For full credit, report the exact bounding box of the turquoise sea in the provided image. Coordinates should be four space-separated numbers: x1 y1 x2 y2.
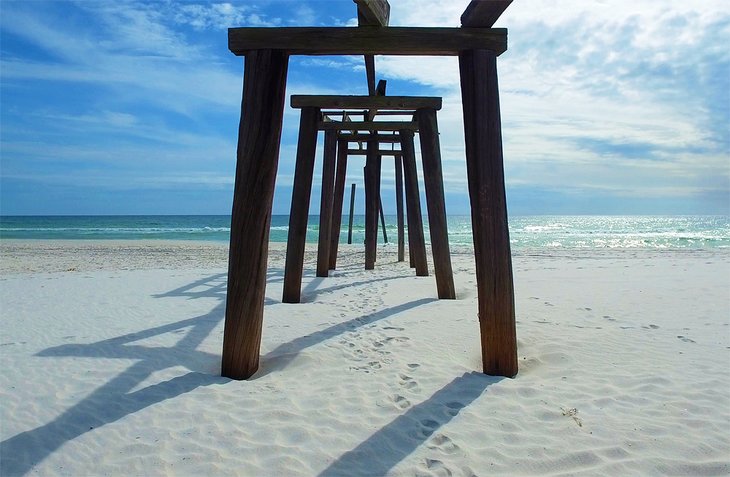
1 215 728 250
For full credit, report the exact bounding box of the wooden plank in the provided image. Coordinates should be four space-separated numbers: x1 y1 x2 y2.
355 0 390 26
229 27 508 56
415 108 456 300
282 107 320 304
347 148 402 156
293 95 441 110
222 49 289 380
367 79 387 122
461 0 512 27
329 139 349 269
319 121 418 132
316 130 337 277
338 133 401 142
400 129 428 277
364 55 376 95
379 194 388 243
364 140 380 269
395 155 405 262
347 183 356 245
459 48 517 377
325 110 419 117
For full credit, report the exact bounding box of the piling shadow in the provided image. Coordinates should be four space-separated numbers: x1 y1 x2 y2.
301 273 411 302
256 298 435 377
319 372 501 477
0 273 228 476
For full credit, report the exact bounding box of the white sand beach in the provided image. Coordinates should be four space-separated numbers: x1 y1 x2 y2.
1 240 729 476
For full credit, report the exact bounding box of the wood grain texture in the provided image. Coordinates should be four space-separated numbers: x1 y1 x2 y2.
282 107 320 304
355 0 390 26
348 183 356 245
292 95 441 110
461 0 512 27
316 130 337 277
379 194 388 243
228 27 508 56
395 155 405 262
400 129 428 277
329 139 349 269
346 149 402 156
459 49 517 377
364 55 376 95
222 49 289 380
415 108 456 300
338 133 402 142
319 121 418 132
364 140 380 269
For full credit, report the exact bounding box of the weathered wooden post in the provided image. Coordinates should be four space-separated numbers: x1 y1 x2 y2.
364 139 380 269
399 129 428 276
415 108 456 299
459 48 517 377
348 183 356 244
395 155 405 262
329 139 349 269
222 49 289 380
458 0 517 377
226 0 516 378
316 130 337 277
282 107 320 304
379 195 388 243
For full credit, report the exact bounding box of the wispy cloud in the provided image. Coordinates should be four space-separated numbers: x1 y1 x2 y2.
1 0 728 214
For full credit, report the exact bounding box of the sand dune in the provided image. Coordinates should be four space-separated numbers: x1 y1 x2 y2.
1 241 728 476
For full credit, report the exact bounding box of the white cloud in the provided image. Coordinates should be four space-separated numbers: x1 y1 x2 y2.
361 0 730 209
1 0 728 213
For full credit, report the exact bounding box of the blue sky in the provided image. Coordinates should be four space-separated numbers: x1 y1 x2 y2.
1 0 728 216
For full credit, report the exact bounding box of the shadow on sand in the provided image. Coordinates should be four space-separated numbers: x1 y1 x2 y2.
1 267 448 475
320 372 501 477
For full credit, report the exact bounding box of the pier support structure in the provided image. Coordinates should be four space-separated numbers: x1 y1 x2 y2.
222 0 517 379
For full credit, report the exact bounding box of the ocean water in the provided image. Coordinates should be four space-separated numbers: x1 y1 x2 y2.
1 215 728 250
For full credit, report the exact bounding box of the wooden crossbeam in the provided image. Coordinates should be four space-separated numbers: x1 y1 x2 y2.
461 0 512 27
319 121 418 132
355 0 390 26
229 27 507 56
323 110 414 117
292 95 441 110
338 133 401 142
347 148 402 156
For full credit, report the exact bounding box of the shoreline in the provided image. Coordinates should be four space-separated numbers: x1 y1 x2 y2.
1 238 727 275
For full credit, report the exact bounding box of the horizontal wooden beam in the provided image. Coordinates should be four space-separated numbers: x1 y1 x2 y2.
292 95 441 110
338 133 401 142
229 27 507 56
461 0 512 27
347 148 402 156
319 121 419 132
323 110 415 117
355 0 390 26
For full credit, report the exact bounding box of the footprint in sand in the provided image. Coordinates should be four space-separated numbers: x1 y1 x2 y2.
398 373 420 391
424 458 451 474
420 419 439 437
428 433 461 455
390 394 411 410
444 401 463 417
